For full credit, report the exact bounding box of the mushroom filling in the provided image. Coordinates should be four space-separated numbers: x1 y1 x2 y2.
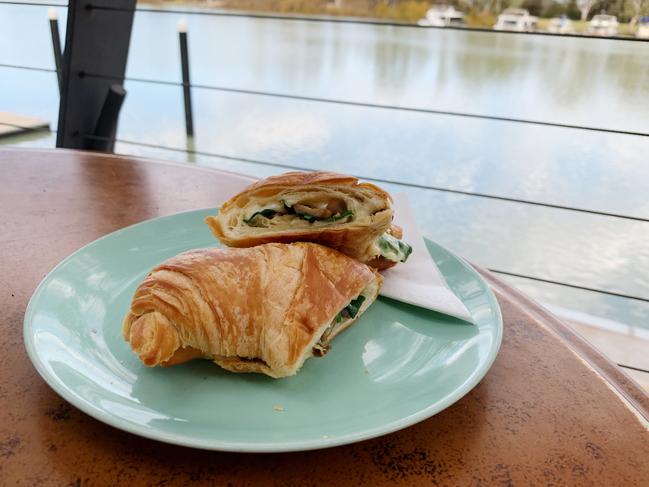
231 356 271 367
313 295 366 357
214 354 272 367
243 199 353 227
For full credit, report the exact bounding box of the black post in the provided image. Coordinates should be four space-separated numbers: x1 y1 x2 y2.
48 8 63 93
56 0 136 150
178 20 194 137
87 85 126 152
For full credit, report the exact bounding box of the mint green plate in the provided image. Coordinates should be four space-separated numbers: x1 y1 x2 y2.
24 209 502 452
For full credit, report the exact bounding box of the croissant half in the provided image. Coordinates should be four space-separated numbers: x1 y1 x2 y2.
205 171 411 268
122 242 383 378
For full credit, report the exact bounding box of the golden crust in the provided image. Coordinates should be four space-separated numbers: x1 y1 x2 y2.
221 171 391 211
387 223 403 240
122 243 382 378
365 256 396 271
206 171 394 265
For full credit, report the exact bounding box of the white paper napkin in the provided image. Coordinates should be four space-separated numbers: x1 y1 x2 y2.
379 193 474 324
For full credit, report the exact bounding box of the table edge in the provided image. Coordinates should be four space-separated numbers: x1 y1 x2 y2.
476 266 649 423
0 147 259 182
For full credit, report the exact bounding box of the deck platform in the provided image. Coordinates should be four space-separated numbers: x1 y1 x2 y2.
0 112 49 137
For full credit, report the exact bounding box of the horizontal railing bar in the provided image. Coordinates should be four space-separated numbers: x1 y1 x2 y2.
79 133 649 224
4 64 649 140
85 4 649 43
618 363 649 374
490 269 649 303
0 1 67 6
79 71 649 139
0 63 57 73
350 177 649 223
1 0 646 46
3 0 647 48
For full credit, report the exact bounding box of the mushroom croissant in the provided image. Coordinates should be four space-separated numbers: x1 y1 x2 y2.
122 242 383 378
205 171 412 270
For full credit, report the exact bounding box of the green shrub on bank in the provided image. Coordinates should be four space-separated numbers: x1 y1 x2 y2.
148 0 648 28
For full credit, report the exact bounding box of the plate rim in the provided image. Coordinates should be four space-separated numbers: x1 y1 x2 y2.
23 208 503 453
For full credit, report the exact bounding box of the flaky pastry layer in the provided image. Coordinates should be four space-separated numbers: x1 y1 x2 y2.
122 242 382 378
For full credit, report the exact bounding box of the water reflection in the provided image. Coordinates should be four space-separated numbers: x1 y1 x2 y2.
99 399 186 424
39 330 136 397
363 320 478 384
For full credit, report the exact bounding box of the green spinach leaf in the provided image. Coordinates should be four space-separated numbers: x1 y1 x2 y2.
378 234 413 263
243 208 277 226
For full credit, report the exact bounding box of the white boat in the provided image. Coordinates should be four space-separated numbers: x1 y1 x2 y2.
546 16 575 34
636 17 649 38
418 5 464 27
494 9 538 32
586 14 619 37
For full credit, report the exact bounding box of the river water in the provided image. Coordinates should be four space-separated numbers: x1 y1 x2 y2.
2 3 649 333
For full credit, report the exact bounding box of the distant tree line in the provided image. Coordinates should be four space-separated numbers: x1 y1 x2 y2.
425 0 649 21
215 0 649 22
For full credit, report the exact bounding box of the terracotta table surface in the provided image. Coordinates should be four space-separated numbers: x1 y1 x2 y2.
1 148 648 486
